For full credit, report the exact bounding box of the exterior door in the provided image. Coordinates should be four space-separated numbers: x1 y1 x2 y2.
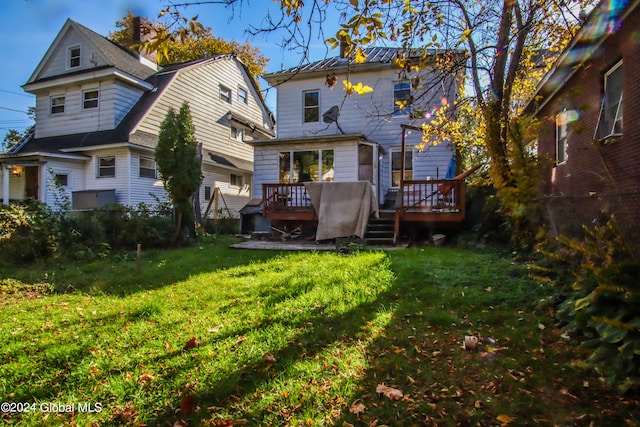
25 166 38 199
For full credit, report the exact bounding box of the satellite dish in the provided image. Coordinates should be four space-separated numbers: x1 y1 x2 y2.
322 106 340 123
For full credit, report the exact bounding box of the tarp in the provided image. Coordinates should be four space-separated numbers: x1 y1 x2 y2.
445 155 457 179
304 181 379 241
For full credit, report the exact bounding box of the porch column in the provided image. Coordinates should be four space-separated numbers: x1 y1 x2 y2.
3 166 9 204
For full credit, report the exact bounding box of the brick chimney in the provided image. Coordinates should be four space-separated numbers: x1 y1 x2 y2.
132 16 158 69
339 36 348 59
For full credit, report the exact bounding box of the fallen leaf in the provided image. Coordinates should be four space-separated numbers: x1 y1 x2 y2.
496 414 513 424
180 395 196 414
349 400 366 415
376 383 403 400
263 352 277 363
138 373 154 385
235 336 247 345
184 336 198 350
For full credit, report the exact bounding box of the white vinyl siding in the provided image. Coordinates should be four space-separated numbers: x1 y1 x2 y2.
38 29 109 80
199 166 251 218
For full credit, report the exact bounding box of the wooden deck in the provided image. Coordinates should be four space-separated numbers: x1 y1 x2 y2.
262 180 467 241
394 179 467 238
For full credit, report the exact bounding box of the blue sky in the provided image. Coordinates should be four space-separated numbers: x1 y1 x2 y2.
0 0 340 135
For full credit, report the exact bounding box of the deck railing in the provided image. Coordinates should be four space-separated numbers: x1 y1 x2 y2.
397 179 465 213
263 183 315 217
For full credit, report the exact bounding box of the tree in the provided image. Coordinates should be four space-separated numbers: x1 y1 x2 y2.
145 0 594 247
109 13 268 79
156 101 202 243
3 106 35 152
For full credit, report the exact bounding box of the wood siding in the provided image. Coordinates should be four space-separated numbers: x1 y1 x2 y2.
271 66 458 200
136 58 272 165
33 79 145 138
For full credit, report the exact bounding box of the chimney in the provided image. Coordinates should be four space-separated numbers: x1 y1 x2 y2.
131 16 158 69
339 36 348 59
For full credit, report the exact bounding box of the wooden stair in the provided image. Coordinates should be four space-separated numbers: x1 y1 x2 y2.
365 210 395 245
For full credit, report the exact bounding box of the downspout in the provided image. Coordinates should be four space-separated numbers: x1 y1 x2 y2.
3 166 9 204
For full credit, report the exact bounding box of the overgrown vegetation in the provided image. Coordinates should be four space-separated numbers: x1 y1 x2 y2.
1 244 637 426
0 199 175 265
537 218 640 392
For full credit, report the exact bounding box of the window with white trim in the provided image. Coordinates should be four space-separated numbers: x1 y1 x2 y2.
97 156 115 178
555 111 568 165
51 95 65 114
220 85 232 103
238 87 248 104
139 156 156 179
595 61 623 141
393 81 412 116
68 46 81 68
54 173 69 187
83 89 99 109
303 90 319 123
278 149 334 183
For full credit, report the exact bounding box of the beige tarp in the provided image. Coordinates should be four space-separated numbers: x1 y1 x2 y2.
304 181 379 241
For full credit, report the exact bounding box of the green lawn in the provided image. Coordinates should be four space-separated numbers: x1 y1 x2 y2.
0 237 636 426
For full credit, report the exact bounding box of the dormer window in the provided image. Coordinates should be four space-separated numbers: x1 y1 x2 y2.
68 46 81 68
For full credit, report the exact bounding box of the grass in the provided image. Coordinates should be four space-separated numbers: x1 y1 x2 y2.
0 237 637 426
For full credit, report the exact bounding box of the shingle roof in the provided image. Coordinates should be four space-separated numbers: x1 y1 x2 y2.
68 19 158 81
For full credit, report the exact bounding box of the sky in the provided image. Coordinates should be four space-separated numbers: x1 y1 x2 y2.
0 0 341 135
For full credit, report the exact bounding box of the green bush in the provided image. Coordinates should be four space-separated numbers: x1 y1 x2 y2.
552 219 640 392
0 200 61 263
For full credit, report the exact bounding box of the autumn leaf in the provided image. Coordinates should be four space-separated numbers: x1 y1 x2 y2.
496 414 513 424
180 395 196 414
349 399 366 414
376 383 403 400
183 336 198 350
343 80 373 96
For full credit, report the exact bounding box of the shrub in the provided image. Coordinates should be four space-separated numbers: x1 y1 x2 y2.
0 200 61 263
552 218 640 392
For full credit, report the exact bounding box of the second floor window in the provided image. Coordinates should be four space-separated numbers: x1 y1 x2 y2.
230 173 244 187
220 86 232 103
556 111 568 165
97 156 115 178
139 156 156 179
393 82 412 116
68 46 81 68
51 95 65 114
595 61 623 141
303 90 319 123
83 89 99 109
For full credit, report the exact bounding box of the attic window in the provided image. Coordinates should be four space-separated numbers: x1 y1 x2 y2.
69 46 81 68
595 61 623 141
220 85 232 104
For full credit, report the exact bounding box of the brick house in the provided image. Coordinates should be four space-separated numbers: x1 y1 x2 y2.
531 0 640 240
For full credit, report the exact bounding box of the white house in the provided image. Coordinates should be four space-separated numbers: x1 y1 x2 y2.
246 46 465 239
0 19 274 217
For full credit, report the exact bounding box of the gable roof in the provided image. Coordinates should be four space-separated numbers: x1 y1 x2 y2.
25 18 157 86
264 46 463 83
527 0 640 113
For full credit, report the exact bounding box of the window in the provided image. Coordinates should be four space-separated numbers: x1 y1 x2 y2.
139 156 156 179
83 89 99 109
393 81 412 116
279 149 334 183
595 61 623 141
97 156 115 178
220 85 232 103
204 186 212 201
51 95 65 114
303 90 319 123
391 148 413 187
230 173 244 187
54 174 68 187
230 126 244 141
238 87 248 104
556 111 568 165
68 46 81 68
